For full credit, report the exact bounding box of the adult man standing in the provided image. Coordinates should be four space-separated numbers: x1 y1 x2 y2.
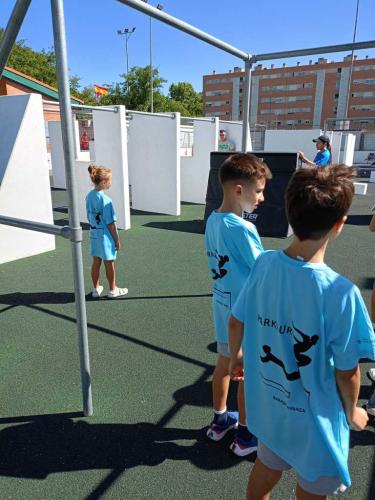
218 130 235 152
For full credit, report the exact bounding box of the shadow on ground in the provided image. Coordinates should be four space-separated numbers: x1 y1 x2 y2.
143 220 205 234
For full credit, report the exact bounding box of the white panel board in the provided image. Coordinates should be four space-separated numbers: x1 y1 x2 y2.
327 131 342 164
92 106 130 229
354 182 367 195
0 94 55 263
49 120 66 189
127 112 180 215
181 118 219 204
264 129 322 159
342 134 355 166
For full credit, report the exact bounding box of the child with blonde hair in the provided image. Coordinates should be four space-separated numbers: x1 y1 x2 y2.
86 165 128 298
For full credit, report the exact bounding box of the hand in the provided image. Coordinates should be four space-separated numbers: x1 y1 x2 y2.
229 357 244 381
348 407 369 431
298 151 306 162
115 239 121 251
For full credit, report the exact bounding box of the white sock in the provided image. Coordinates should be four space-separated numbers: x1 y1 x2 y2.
214 407 227 415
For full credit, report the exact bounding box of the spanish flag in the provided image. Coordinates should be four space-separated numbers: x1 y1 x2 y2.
94 84 109 97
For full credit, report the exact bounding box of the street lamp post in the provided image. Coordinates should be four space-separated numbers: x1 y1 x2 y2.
142 1 163 113
117 27 136 76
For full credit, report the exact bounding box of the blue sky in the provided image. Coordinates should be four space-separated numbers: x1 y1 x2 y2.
1 0 375 93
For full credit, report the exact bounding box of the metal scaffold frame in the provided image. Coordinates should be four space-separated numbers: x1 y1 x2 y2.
0 0 374 417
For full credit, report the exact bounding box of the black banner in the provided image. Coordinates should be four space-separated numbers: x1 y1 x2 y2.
204 152 298 238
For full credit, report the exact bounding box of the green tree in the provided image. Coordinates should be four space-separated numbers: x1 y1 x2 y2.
0 28 82 99
100 65 166 111
169 82 202 116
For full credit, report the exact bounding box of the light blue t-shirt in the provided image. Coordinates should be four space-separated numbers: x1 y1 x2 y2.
205 211 263 343
314 149 331 166
232 250 375 486
86 189 117 261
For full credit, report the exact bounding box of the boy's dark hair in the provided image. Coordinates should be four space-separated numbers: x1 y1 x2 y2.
286 165 356 241
219 153 272 185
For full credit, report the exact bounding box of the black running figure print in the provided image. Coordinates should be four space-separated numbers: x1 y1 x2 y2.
260 324 319 381
211 252 229 280
95 212 101 225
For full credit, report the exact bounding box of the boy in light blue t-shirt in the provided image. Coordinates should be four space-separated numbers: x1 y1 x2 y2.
229 165 375 498
205 153 272 456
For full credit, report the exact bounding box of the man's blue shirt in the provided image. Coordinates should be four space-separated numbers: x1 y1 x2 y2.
314 149 331 166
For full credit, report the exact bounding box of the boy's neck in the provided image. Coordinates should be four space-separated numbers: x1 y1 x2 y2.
217 196 242 217
284 237 329 264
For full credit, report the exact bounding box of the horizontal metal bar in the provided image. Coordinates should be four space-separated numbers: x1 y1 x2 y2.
116 0 250 61
126 110 176 119
219 120 242 124
42 100 119 113
0 215 72 239
252 40 375 63
181 116 216 123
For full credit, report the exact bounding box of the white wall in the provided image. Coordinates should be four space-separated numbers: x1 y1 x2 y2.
342 133 355 166
0 94 55 264
264 129 322 158
127 111 181 215
92 106 130 229
327 131 342 164
264 129 342 163
219 121 252 152
181 118 219 204
49 120 66 189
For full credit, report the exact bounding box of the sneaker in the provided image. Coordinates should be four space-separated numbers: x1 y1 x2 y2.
367 393 375 416
368 368 375 382
92 285 104 298
230 435 258 457
206 411 238 441
107 287 128 299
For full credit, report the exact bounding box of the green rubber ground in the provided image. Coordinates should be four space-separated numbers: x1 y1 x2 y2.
0 185 374 500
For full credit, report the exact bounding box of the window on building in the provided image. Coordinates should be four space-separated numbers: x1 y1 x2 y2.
351 104 375 111
352 78 375 85
205 89 231 97
351 91 375 98
205 100 227 107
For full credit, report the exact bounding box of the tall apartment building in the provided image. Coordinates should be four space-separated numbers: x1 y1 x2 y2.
203 56 375 129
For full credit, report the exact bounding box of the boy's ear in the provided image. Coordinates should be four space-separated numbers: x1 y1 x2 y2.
234 184 242 195
332 215 347 234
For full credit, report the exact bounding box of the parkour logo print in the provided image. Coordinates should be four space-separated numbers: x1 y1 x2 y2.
209 251 229 280
260 323 319 381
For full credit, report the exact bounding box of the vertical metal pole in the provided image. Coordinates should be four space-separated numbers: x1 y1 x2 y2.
125 34 129 75
0 0 32 76
343 0 360 124
242 59 252 152
150 16 153 113
50 0 93 416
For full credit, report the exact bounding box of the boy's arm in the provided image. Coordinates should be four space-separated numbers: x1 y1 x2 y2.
228 315 244 381
335 366 368 431
107 222 120 250
369 213 375 232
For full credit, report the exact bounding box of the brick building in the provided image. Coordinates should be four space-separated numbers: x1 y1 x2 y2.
0 66 83 122
203 56 375 129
